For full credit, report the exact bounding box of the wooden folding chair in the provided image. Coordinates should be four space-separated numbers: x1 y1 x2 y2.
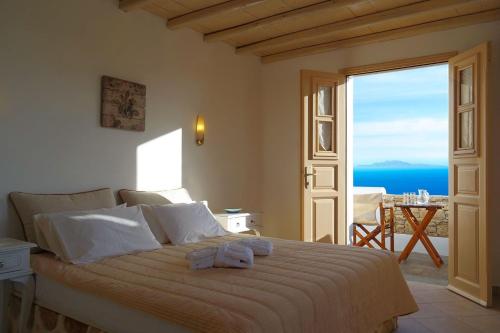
352 192 394 251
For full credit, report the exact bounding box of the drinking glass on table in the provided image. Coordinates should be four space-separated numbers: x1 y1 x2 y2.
410 192 417 204
417 189 424 204
422 190 430 203
403 193 409 204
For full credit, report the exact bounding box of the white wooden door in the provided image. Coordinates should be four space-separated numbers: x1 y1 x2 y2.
448 43 491 306
301 70 346 244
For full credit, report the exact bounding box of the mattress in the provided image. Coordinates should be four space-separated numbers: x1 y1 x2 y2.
31 235 418 333
32 274 189 333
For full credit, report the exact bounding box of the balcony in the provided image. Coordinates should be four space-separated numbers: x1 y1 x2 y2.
353 189 449 285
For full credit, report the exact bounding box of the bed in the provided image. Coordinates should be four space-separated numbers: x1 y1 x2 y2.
7 188 418 333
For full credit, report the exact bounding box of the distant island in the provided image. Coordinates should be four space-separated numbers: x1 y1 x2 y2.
356 160 447 169
354 160 449 194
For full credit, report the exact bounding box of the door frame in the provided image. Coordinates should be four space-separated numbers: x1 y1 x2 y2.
300 53 458 244
340 51 458 76
339 51 459 248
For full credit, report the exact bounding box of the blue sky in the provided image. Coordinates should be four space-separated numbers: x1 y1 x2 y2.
353 64 449 166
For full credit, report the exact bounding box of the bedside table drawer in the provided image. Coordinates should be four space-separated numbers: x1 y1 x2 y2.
214 213 263 235
0 251 24 274
226 217 249 233
246 214 262 228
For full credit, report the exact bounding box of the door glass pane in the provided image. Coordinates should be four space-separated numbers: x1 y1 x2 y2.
459 67 473 105
318 86 332 116
459 111 473 149
318 121 333 152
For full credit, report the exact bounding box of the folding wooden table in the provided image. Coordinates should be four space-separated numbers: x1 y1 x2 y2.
395 203 444 268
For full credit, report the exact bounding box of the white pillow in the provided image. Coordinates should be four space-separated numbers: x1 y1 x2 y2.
139 201 211 244
33 204 127 251
152 202 228 245
138 204 169 244
34 205 161 264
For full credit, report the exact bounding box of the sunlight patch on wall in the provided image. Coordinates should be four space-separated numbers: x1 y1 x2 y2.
137 129 182 191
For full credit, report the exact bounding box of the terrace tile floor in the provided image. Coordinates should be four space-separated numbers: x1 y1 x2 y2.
395 252 498 332
397 281 500 333
397 251 448 286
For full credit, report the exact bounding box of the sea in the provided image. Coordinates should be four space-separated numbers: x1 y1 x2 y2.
353 167 449 195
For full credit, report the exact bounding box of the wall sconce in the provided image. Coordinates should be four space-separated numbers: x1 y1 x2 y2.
195 115 205 145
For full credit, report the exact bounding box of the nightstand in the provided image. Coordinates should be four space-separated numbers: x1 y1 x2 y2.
215 212 263 236
0 238 37 333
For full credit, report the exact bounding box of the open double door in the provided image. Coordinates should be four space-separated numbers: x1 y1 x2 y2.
300 43 491 306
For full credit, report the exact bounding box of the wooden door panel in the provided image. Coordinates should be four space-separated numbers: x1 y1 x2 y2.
313 198 336 243
312 165 337 190
455 164 479 195
455 204 479 284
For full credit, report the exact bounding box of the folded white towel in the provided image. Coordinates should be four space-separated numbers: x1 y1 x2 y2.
186 243 253 270
233 238 273 256
186 246 218 261
188 256 215 270
185 247 218 270
214 243 254 269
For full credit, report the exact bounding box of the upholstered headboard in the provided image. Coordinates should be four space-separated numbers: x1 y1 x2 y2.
9 188 117 242
118 188 193 206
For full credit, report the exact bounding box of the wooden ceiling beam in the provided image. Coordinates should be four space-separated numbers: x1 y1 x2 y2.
119 0 155 12
204 0 364 43
238 0 473 55
261 8 500 64
167 0 266 30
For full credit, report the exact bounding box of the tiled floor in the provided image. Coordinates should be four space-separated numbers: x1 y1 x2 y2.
397 281 500 333
398 252 448 286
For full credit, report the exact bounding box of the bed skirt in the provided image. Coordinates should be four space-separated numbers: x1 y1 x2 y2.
7 295 398 333
7 295 104 333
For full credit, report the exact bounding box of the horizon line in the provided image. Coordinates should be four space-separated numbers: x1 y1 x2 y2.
355 160 448 168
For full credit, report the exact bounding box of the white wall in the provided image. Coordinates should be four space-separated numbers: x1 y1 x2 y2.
260 21 500 283
0 0 262 238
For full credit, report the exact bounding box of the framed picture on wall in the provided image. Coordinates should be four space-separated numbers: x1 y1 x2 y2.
101 76 146 131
